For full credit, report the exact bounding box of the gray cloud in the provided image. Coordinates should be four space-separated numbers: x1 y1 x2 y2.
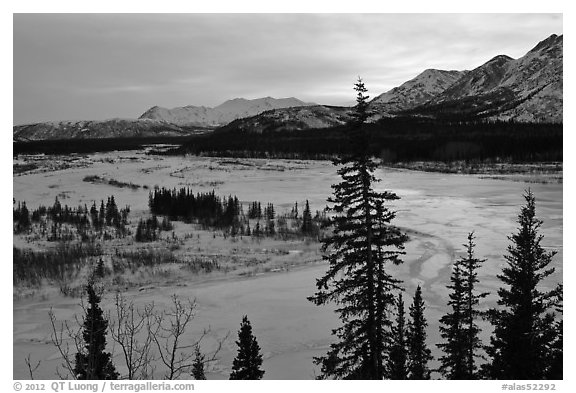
13 13 562 124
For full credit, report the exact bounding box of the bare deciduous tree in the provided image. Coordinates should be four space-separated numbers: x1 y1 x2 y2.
48 308 83 379
109 293 157 380
150 295 227 380
151 295 200 380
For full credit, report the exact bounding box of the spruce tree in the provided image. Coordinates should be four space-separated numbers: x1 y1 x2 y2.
438 232 488 379
90 202 98 228
546 284 563 379
94 258 105 279
99 201 105 228
387 293 408 379
483 190 560 380
437 252 466 379
462 232 489 378
266 203 275 221
229 315 265 380
15 202 31 232
308 78 407 379
191 346 207 380
301 200 313 235
74 281 118 380
407 285 433 380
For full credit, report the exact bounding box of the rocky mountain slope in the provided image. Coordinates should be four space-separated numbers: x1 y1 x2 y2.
215 105 352 134
139 97 314 127
369 69 467 116
13 118 194 142
407 34 563 122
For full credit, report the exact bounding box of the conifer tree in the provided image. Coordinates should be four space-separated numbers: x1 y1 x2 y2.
308 78 407 379
94 258 105 279
407 285 433 380
74 281 118 380
438 232 488 379
301 200 313 235
191 346 207 380
462 233 489 377
483 190 560 380
265 203 275 221
90 202 99 228
99 201 105 228
387 293 408 379
15 201 31 232
437 254 466 379
546 284 563 379
229 316 265 380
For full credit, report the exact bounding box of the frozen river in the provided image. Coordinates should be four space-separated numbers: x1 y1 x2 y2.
13 152 562 379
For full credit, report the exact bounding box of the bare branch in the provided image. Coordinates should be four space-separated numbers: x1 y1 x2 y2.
48 308 79 380
24 354 41 380
109 292 157 380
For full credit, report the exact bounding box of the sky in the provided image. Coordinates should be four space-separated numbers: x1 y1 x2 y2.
13 13 562 125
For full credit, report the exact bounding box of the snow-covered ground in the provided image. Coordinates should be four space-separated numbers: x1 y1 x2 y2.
13 151 562 379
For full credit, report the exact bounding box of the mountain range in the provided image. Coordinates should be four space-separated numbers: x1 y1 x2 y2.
403 34 562 122
13 34 562 141
231 34 562 132
139 97 314 127
12 118 195 142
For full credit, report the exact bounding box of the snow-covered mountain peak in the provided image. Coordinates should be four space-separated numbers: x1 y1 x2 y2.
369 68 466 114
140 97 314 127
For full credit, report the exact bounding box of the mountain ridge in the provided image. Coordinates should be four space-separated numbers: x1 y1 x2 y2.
139 96 315 127
369 69 468 116
12 118 198 142
405 34 562 122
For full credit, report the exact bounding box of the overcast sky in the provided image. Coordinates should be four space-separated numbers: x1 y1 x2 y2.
13 13 562 125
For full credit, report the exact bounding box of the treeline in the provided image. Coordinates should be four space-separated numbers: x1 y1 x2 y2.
13 135 199 155
135 215 173 242
149 188 241 229
13 196 131 240
172 118 561 163
148 187 326 239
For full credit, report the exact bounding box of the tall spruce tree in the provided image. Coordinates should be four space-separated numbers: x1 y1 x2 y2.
483 190 560 380
308 78 407 379
407 285 433 380
74 281 118 380
437 250 466 379
462 233 489 377
229 315 265 380
438 232 488 379
387 292 408 379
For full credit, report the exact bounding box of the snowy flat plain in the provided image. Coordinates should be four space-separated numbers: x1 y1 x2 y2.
13 151 562 379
